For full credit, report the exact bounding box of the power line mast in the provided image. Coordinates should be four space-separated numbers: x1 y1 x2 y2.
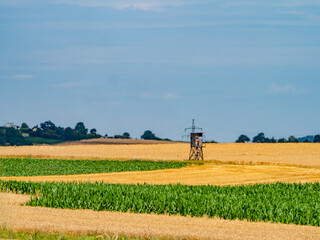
184 119 205 160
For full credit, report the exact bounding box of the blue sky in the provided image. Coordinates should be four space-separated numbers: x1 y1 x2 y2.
1 0 319 142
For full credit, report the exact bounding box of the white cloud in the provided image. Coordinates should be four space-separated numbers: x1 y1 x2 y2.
163 93 180 100
52 0 203 11
10 74 34 80
269 83 300 94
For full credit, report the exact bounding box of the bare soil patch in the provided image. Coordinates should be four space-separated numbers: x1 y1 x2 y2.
1 192 320 240
2 164 320 186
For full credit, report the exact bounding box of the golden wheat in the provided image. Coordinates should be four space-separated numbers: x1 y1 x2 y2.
0 143 319 167
3 164 320 186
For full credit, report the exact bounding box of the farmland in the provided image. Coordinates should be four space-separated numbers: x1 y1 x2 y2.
2 180 320 226
3 192 320 240
0 143 319 167
0 158 187 177
1 142 320 239
2 164 320 186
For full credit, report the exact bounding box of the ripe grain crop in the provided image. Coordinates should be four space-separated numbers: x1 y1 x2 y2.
2 180 320 227
3 164 320 186
0 158 188 177
0 143 319 167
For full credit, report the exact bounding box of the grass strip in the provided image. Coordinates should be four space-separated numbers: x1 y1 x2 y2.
24 136 64 145
1 180 320 226
0 158 188 177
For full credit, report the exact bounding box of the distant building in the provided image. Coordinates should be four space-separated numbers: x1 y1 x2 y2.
4 123 19 129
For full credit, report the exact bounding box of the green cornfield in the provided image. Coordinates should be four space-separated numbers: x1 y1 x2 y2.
1 180 320 226
0 158 188 176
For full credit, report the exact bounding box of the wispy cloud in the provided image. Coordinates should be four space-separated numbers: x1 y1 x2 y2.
9 74 34 80
269 83 301 95
52 0 203 11
163 93 180 100
51 81 92 88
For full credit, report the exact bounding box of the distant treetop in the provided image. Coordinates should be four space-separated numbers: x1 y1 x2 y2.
235 134 250 143
141 130 161 140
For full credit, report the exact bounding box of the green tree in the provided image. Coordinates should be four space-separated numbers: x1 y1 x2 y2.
90 128 97 135
64 127 82 141
29 127 42 137
123 132 130 139
64 127 73 141
0 128 6 146
21 123 29 129
53 126 65 140
0 127 30 146
235 134 250 143
141 130 161 140
20 123 30 133
314 135 320 143
277 138 287 143
40 121 56 131
270 137 277 143
113 133 130 139
252 133 266 143
75 122 88 135
288 136 299 143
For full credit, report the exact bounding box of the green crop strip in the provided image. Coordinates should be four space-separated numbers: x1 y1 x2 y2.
0 158 188 177
1 180 320 226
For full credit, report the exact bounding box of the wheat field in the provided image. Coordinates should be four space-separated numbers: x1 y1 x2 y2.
0 143 319 167
3 164 320 186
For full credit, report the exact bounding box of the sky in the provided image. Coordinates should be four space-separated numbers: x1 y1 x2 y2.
0 0 320 142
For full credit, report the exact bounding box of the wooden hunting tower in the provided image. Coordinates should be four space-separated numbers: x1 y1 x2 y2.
185 119 205 160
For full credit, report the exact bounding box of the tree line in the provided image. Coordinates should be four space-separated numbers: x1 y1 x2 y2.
0 121 102 146
1 120 319 146
235 133 320 143
28 121 101 141
0 120 169 146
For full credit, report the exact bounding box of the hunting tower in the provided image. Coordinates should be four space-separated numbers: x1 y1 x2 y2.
185 119 205 160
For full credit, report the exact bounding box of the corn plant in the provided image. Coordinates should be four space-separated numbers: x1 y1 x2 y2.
0 158 188 177
1 180 320 226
